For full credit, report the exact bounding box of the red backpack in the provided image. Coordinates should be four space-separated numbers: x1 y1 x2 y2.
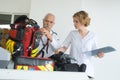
6 17 41 60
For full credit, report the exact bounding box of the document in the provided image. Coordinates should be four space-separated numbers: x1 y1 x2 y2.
84 46 116 56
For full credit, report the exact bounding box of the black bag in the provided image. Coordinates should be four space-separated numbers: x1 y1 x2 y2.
61 63 79 72
50 52 79 71
50 52 87 72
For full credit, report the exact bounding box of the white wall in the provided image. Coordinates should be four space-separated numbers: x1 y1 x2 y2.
0 0 30 14
81 0 120 80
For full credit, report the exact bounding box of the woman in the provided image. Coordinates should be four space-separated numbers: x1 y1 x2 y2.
55 10 104 78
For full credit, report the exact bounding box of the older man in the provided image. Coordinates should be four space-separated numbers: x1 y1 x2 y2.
38 13 60 58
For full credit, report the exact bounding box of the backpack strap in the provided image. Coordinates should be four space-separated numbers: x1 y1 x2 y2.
36 39 49 57
36 30 57 58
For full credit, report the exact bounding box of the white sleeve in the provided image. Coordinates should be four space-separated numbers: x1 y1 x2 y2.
92 33 98 50
62 31 72 48
50 34 60 50
92 33 99 57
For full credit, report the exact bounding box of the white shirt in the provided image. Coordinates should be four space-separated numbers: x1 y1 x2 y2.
38 30 60 58
62 30 98 77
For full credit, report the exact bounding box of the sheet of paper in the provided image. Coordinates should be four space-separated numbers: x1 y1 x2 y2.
84 46 116 56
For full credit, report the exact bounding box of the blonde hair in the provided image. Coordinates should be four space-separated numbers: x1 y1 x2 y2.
73 10 91 27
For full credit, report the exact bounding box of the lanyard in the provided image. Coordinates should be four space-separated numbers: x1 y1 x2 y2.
36 30 55 57
36 39 49 57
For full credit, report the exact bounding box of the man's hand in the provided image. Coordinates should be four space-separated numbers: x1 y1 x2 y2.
40 28 52 41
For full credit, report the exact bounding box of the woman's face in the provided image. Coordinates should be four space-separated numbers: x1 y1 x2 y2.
73 17 83 30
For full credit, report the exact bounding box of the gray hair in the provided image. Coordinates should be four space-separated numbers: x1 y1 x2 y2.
44 13 55 19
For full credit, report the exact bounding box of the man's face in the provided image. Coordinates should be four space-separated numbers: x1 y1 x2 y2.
43 15 55 31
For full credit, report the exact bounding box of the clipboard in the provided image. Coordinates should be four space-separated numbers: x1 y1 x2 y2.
84 46 116 56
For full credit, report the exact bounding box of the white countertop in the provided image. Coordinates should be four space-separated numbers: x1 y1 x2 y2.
0 69 89 80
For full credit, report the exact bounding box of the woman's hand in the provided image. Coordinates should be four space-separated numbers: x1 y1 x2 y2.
97 52 104 58
55 48 63 54
55 47 67 54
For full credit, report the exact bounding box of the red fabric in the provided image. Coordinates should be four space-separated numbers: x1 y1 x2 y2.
22 27 34 56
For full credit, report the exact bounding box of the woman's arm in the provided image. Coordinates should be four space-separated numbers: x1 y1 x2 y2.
55 46 67 54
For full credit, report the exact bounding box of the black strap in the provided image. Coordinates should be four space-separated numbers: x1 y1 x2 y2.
36 30 56 57
36 39 49 57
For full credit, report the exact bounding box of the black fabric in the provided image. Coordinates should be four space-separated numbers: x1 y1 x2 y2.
14 15 29 24
54 63 86 72
60 63 79 72
49 52 73 64
50 52 72 71
36 39 49 57
78 63 86 72
16 29 24 40
33 31 41 48
13 42 23 56
12 42 24 61
50 52 87 72
88 76 93 79
28 19 39 28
